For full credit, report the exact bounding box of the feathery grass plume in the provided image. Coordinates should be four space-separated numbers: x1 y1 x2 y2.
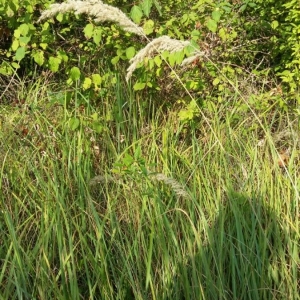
151 173 190 199
38 0 144 36
181 51 205 67
88 174 116 186
126 36 191 81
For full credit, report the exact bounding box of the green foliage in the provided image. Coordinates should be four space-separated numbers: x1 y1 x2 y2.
1 0 299 112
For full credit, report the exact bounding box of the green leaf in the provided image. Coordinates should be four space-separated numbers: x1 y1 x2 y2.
92 74 102 86
271 20 279 29
40 43 48 50
141 0 153 17
14 29 21 38
154 55 162 67
123 153 134 167
32 50 44 66
248 2 256 8
48 56 62 72
19 36 31 46
218 27 227 41
91 113 98 121
206 18 217 33
56 13 64 22
174 50 185 64
130 5 143 24
143 19 154 35
212 78 220 86
126 47 135 59
212 10 221 22
15 47 26 61
69 117 80 131
83 77 92 90
239 4 247 12
133 82 146 91
93 28 102 45
168 52 176 67
57 51 68 63
69 67 81 81
178 109 194 121
111 56 120 65
11 40 19 51
18 24 29 36
92 121 103 133
84 23 94 39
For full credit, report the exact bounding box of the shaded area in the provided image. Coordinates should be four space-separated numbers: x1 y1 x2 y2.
173 189 298 300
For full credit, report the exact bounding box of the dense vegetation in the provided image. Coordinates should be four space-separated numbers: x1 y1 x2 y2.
0 0 299 299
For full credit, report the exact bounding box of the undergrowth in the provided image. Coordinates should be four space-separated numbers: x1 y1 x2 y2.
0 70 299 299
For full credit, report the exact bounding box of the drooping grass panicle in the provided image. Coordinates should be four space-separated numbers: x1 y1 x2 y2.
151 173 190 199
38 0 144 36
126 35 191 81
180 51 205 67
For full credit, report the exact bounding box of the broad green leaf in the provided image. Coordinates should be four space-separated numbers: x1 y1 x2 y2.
168 52 176 67
26 4 34 13
11 62 20 69
48 56 62 72
14 29 21 38
130 5 143 24
91 113 98 121
212 78 220 86
83 77 92 90
15 47 26 61
92 121 103 133
239 4 247 12
56 13 64 22
133 82 146 91
218 28 227 41
141 0 153 17
84 23 94 39
69 67 81 81
111 56 120 65
57 51 68 63
174 51 185 64
154 55 162 67
149 59 155 70
126 47 135 59
178 109 194 121
206 18 217 33
40 43 48 50
212 10 221 22
248 2 256 7
69 117 80 131
92 74 102 85
6 6 14 17
191 30 201 39
19 36 31 45
123 153 134 166
93 28 102 45
271 20 279 29
32 50 44 66
143 19 154 35
18 24 29 36
11 40 19 51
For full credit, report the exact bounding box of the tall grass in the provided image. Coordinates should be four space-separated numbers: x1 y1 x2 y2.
0 72 299 299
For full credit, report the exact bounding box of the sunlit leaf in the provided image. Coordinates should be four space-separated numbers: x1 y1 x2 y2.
130 5 143 24
69 66 81 81
15 47 26 61
69 117 80 130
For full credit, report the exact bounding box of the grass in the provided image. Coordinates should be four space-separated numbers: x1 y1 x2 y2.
0 71 299 299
